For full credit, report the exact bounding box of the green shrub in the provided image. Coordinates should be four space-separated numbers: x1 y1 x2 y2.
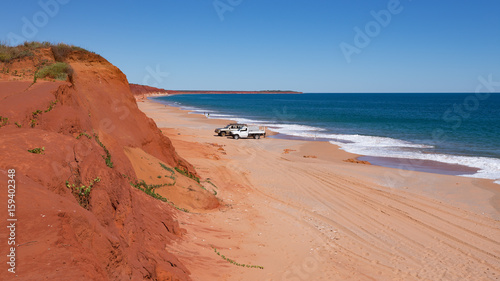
0 44 34 62
0 42 94 65
28 147 45 154
175 166 200 183
32 110 42 117
205 180 218 189
23 41 51 49
29 110 43 128
66 177 100 209
159 162 176 180
51 43 88 62
130 180 186 212
93 134 113 168
76 132 92 139
0 116 9 127
44 100 58 112
159 162 175 174
36 62 71 81
212 247 264 269
0 53 10 62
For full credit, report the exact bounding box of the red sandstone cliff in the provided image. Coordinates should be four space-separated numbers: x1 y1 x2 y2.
0 44 217 280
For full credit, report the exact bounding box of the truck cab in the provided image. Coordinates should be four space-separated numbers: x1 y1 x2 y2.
215 123 247 137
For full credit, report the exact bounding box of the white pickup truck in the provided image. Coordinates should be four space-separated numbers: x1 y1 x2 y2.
215 123 246 137
230 125 266 140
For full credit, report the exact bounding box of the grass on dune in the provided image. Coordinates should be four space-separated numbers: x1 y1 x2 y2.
0 41 90 63
35 62 71 81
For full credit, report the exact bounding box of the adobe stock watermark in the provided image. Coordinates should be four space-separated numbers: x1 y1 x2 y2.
437 74 499 133
382 73 499 188
7 0 70 45
142 64 169 88
6 169 17 274
281 246 331 281
276 207 337 281
339 0 406 63
213 0 243 21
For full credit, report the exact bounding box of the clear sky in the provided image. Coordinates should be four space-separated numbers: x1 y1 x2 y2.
1 0 499 93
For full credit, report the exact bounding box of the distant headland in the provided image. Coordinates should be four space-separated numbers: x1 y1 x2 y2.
167 90 303 94
129 83 302 97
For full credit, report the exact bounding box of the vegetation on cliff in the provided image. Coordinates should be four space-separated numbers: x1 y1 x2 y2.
0 42 91 83
0 41 88 62
35 62 71 80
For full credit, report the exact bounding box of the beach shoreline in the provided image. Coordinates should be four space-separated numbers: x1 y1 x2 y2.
149 95 494 184
143 98 500 216
138 99 500 280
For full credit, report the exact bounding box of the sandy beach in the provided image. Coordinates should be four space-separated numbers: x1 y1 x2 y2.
2 42 498 281
2 2 498 279
138 99 500 280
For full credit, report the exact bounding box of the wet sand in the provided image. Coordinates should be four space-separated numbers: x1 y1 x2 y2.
359 156 479 176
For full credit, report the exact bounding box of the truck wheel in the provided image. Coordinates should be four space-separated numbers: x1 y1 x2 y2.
254 134 260 139
221 132 226 137
234 135 239 140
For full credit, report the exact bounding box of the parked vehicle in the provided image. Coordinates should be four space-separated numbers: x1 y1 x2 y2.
215 123 247 137
230 125 266 140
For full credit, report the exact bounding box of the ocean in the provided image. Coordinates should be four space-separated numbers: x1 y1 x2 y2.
152 93 500 184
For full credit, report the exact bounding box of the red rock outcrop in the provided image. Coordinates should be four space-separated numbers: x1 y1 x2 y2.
0 45 204 280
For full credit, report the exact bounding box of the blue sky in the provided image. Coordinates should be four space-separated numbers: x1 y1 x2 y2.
1 0 499 92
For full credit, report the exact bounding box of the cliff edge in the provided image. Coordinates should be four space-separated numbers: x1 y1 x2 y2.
0 43 218 280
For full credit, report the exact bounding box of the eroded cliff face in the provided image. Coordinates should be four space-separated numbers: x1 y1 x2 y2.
0 46 212 280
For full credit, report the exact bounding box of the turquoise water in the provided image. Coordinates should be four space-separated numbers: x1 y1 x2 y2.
153 93 500 183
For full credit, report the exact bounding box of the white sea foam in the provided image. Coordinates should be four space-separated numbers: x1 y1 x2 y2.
209 114 233 118
267 124 327 136
228 117 269 124
183 106 204 113
328 139 500 183
255 121 500 183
